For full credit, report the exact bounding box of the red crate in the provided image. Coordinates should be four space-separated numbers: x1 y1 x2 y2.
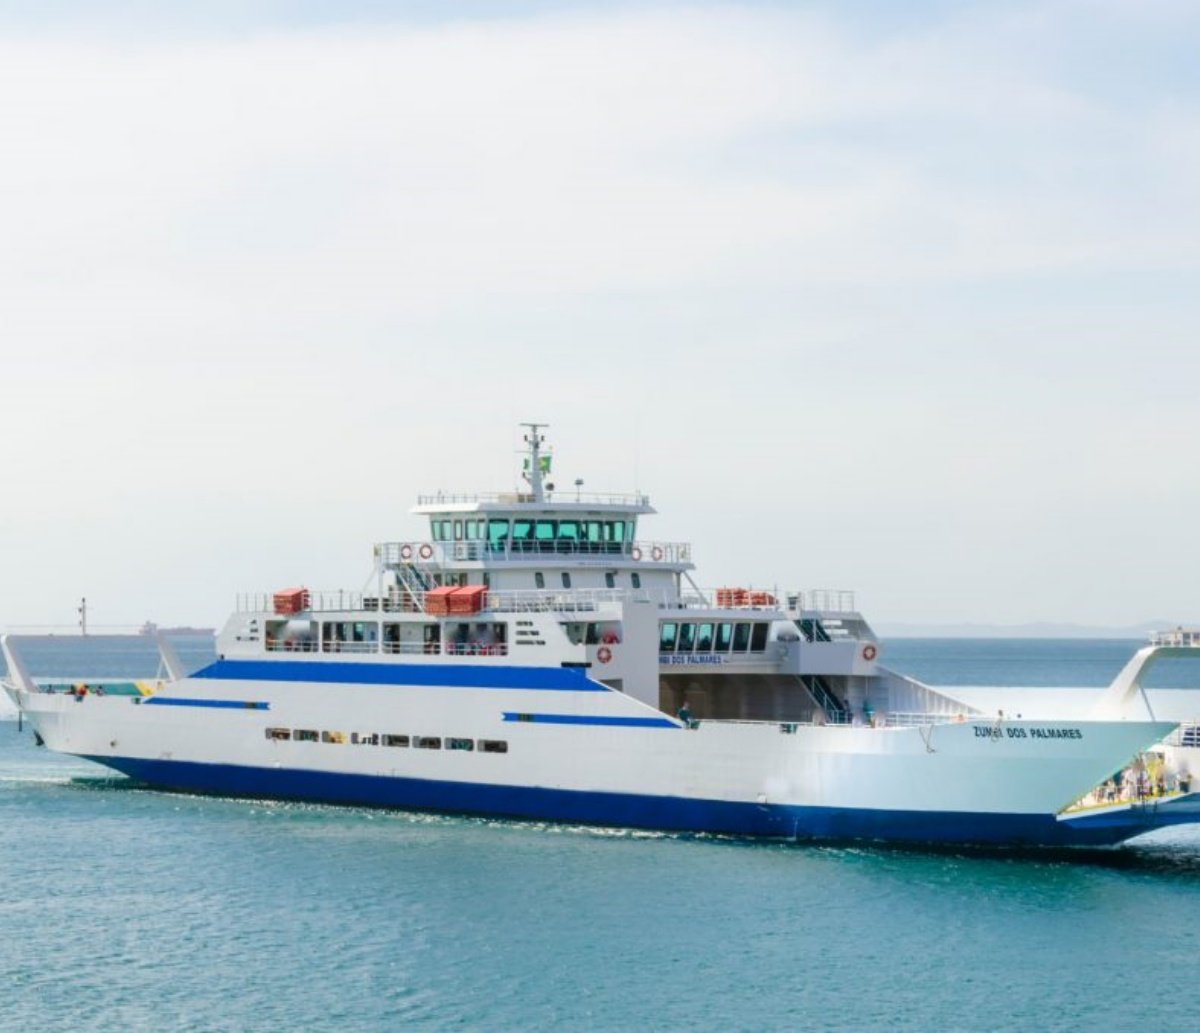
448 585 488 614
425 586 457 616
273 587 310 615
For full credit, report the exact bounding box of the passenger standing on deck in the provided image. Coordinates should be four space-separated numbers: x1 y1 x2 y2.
678 700 692 727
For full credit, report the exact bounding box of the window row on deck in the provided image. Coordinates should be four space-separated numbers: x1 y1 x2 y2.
264 728 509 753
430 518 635 553
266 621 507 656
659 621 771 654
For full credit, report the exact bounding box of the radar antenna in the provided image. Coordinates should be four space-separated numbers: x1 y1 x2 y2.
519 422 551 502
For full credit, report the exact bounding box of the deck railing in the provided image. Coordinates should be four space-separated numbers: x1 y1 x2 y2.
377 540 692 565
414 491 651 508
237 584 860 617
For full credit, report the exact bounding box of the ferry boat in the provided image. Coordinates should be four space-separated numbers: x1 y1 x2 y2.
5 425 1200 847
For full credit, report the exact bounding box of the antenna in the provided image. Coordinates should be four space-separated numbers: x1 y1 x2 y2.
519 421 550 502
78 596 88 637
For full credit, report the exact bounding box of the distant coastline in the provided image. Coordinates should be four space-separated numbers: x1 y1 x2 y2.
875 620 1180 640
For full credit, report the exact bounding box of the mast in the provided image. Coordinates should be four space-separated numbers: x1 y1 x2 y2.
520 422 550 502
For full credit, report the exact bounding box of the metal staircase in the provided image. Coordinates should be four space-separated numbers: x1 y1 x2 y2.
799 674 849 724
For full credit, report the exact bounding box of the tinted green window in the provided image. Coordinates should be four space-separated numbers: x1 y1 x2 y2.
488 519 510 546
465 520 480 540
436 519 452 540
659 623 678 652
585 521 603 544
733 623 751 651
677 623 696 651
750 623 769 652
716 623 733 651
534 520 556 541
696 623 714 650
558 520 580 542
604 521 627 542
512 520 534 541
453 520 463 540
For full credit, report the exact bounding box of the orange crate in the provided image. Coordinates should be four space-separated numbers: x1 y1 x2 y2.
273 587 310 615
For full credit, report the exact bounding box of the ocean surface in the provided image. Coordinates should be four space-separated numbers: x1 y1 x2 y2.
3 638 1199 1032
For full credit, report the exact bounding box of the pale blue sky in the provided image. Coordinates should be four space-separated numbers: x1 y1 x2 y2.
1 1 1197 629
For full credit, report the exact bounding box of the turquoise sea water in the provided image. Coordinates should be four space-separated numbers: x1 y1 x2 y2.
3 638 1200 1032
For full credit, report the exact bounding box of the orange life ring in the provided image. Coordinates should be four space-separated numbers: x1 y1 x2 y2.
631 546 642 561
597 645 613 664
651 546 664 561
399 544 413 560
861 643 877 662
418 543 434 560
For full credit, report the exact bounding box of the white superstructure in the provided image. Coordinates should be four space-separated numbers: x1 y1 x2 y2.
5 426 1199 847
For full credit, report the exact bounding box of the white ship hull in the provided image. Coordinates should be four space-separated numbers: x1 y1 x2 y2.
6 657 1185 847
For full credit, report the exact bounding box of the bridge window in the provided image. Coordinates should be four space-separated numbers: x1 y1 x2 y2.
733 623 751 652
696 623 714 651
659 622 678 652
716 623 733 651
512 519 534 550
677 623 696 651
558 520 580 545
604 521 626 552
584 521 603 550
534 520 557 551
751 623 769 652
488 519 510 549
431 519 451 541
453 520 463 540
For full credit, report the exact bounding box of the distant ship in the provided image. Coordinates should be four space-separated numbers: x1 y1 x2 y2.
5 425 1199 847
139 622 215 637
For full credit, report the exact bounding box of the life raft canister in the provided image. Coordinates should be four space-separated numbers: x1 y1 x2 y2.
861 643 878 662
597 645 613 664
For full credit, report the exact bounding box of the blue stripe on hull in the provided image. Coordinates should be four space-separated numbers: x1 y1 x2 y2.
84 756 1155 848
190 659 606 691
